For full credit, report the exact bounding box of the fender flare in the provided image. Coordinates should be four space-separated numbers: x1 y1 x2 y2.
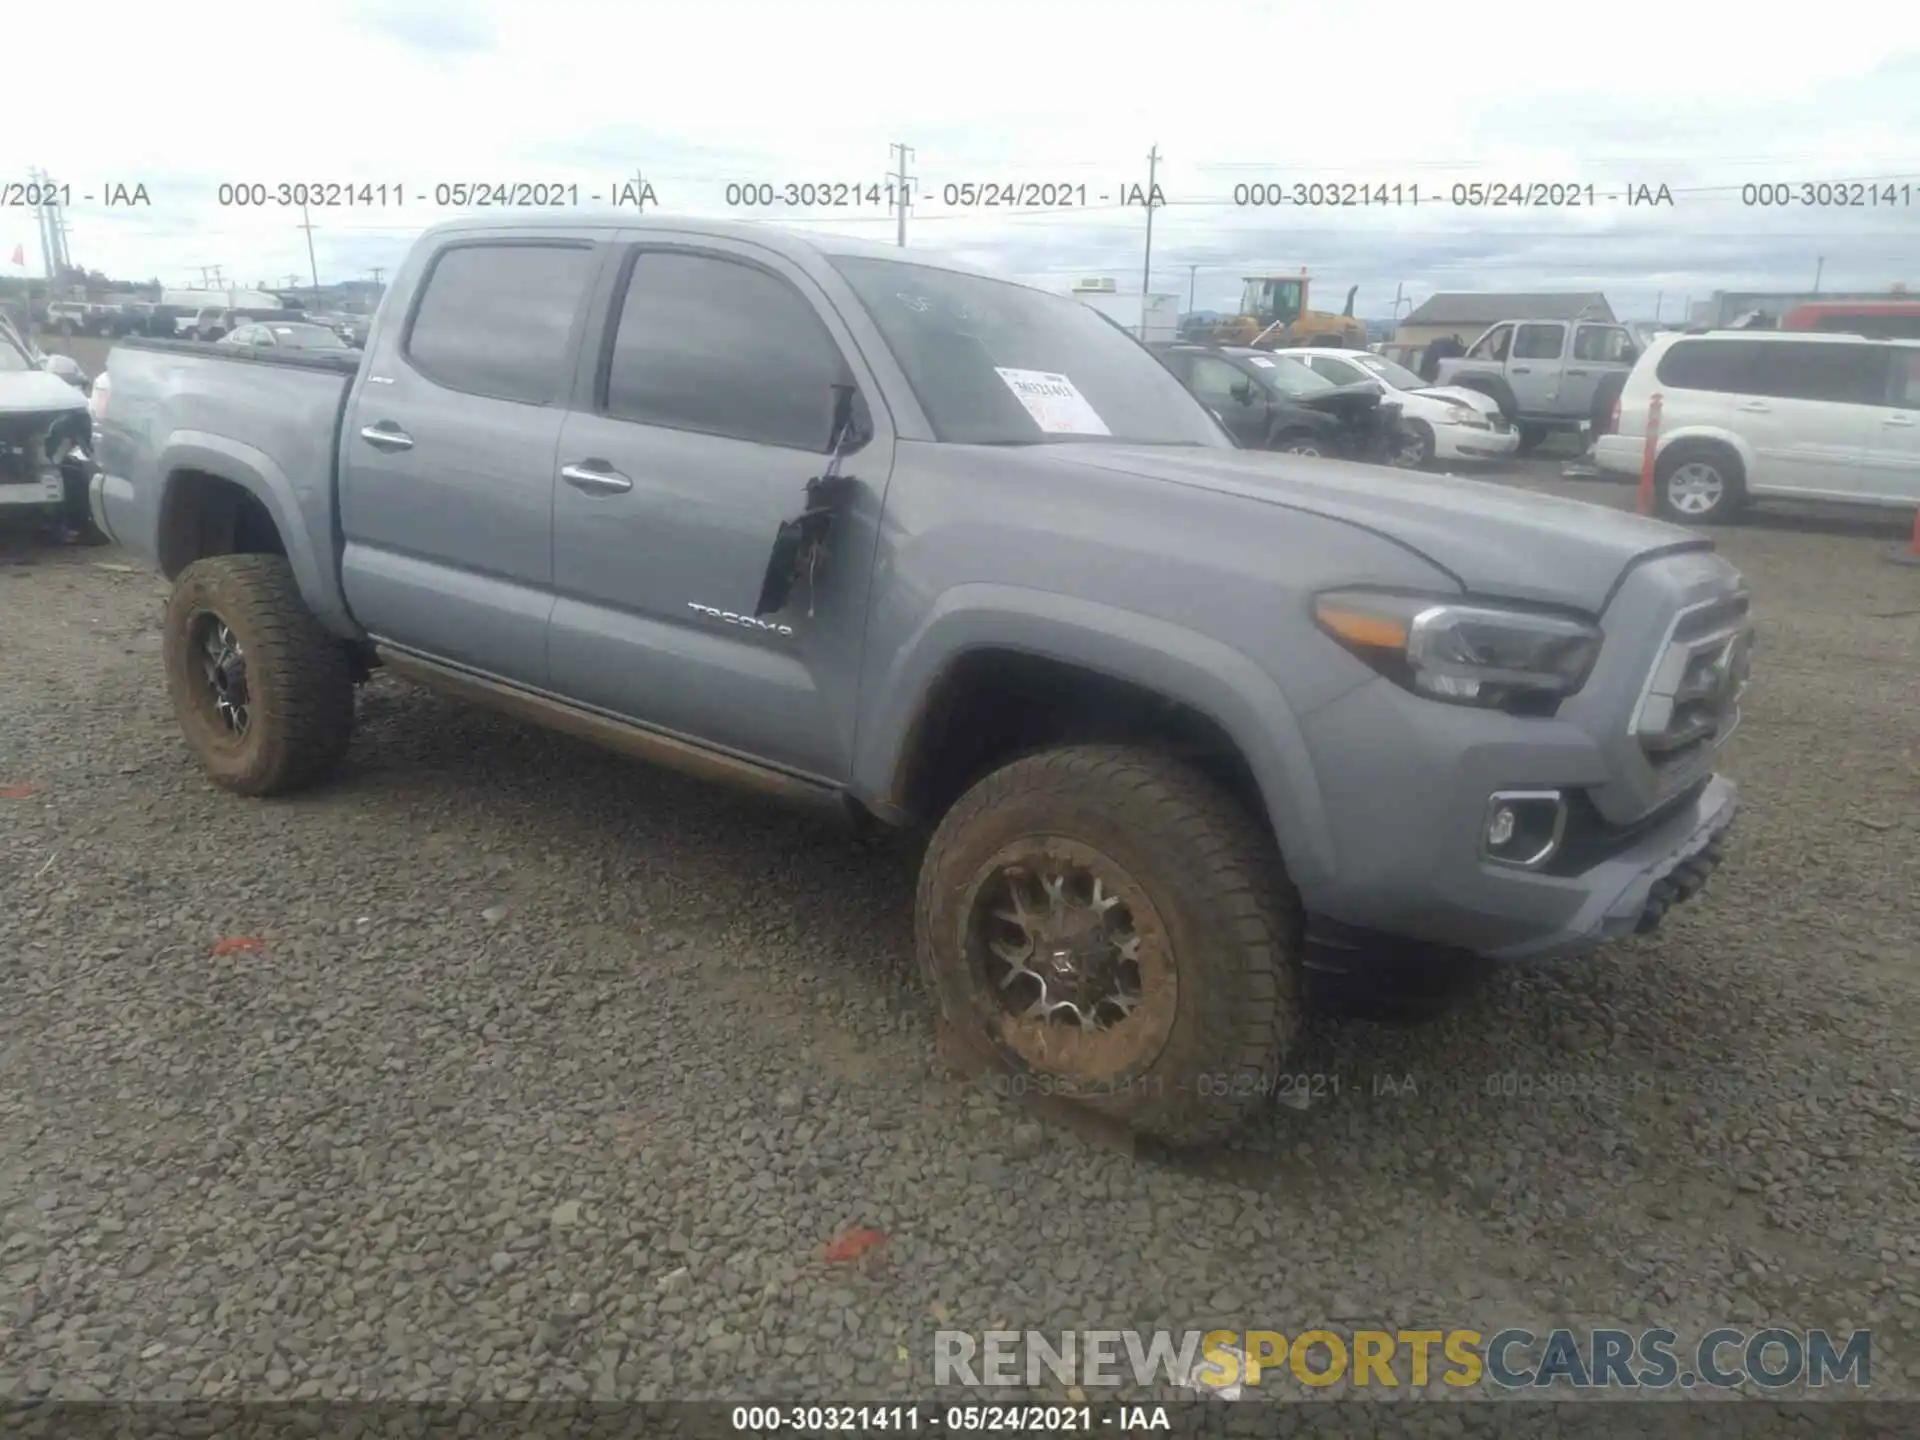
851 584 1339 891
156 430 353 635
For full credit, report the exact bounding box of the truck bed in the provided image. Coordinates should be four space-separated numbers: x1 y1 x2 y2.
94 337 361 634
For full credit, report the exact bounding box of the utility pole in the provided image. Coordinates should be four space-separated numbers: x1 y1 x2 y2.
1813 256 1824 294
1187 264 1198 313
632 170 647 214
300 202 320 302
369 266 385 286
889 143 915 247
1141 145 1160 301
1654 291 1663 322
284 273 301 289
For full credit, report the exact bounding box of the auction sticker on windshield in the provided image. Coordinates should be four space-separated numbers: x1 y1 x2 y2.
994 367 1112 435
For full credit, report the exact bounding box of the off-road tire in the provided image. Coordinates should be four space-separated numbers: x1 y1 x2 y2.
915 744 1302 1148
163 554 354 796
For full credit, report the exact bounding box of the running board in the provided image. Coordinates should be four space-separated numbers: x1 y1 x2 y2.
372 646 846 815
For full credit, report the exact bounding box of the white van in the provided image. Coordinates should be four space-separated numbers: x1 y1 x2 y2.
1595 331 1920 523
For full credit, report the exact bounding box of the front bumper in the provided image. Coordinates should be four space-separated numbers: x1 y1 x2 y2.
1436 424 1520 462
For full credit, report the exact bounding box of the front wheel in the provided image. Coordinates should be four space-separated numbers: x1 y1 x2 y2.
1391 419 1435 469
915 745 1303 1148
1268 428 1326 457
163 554 355 796
1655 444 1745 524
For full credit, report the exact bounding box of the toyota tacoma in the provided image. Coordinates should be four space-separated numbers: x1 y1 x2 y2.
88 216 1752 1147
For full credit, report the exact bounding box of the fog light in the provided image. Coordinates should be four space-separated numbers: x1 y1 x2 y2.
1482 790 1567 868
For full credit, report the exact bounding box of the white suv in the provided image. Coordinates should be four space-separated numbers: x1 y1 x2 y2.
1595 331 1920 523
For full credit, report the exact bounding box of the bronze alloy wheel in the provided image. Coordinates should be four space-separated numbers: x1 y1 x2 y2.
962 836 1178 1089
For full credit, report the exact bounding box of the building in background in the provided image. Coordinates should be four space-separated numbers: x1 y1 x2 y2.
1069 278 1179 344
1687 287 1909 330
1394 291 1614 351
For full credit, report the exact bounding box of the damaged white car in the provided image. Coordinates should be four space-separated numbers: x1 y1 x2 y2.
0 315 103 541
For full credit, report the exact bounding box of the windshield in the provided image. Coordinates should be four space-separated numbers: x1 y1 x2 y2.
828 256 1228 446
0 333 33 372
1240 278 1303 324
1354 355 1427 391
1249 354 1336 396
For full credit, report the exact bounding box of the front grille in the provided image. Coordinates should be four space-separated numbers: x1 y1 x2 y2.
1631 593 1753 782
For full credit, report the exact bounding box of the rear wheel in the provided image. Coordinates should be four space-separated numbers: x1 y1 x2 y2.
916 744 1303 1147
163 554 355 795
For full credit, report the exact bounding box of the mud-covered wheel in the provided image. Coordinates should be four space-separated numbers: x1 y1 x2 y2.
163 554 354 796
915 744 1302 1147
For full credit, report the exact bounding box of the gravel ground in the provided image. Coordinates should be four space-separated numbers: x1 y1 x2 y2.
2 478 1917 1413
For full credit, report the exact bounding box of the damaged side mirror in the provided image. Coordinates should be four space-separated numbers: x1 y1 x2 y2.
754 382 870 620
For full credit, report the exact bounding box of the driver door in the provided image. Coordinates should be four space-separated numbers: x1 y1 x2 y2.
1507 322 1568 413
1184 354 1268 445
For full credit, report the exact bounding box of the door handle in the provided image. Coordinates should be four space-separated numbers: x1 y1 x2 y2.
358 423 414 452
1735 401 1770 413
560 462 633 495
1566 368 1591 376
1511 366 1531 374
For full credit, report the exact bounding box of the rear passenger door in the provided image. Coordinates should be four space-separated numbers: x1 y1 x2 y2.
1565 324 1636 417
1858 346 1920 501
545 238 894 782
338 237 605 687
1738 341 1882 498
1507 323 1568 414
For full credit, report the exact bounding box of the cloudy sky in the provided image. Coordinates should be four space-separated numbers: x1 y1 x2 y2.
5 1 1916 321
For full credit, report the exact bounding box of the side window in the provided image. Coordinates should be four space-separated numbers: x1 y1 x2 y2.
1753 342 1887 405
1573 325 1633 363
406 242 598 405
1466 324 1512 361
1187 355 1248 404
1656 340 1754 392
1888 351 1920 408
1513 323 1567 360
604 251 847 451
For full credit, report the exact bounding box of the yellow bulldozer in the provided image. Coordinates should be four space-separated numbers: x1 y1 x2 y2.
1197 272 1366 350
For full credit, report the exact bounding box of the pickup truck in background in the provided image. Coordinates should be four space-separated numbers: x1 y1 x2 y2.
1435 318 1642 451
91 216 1753 1147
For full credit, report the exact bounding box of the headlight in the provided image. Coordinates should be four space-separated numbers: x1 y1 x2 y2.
1312 590 1602 710
1442 405 1478 424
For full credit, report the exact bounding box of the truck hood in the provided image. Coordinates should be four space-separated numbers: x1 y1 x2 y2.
1050 444 1708 612
0 370 90 416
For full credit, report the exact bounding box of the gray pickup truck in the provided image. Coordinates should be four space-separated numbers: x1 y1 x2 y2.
90 216 1752 1147
1436 318 1642 451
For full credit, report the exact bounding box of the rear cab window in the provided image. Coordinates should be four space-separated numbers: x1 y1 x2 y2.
405 241 600 404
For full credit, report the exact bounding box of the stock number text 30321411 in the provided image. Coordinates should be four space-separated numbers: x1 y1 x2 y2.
724 183 912 208
216 183 407 207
